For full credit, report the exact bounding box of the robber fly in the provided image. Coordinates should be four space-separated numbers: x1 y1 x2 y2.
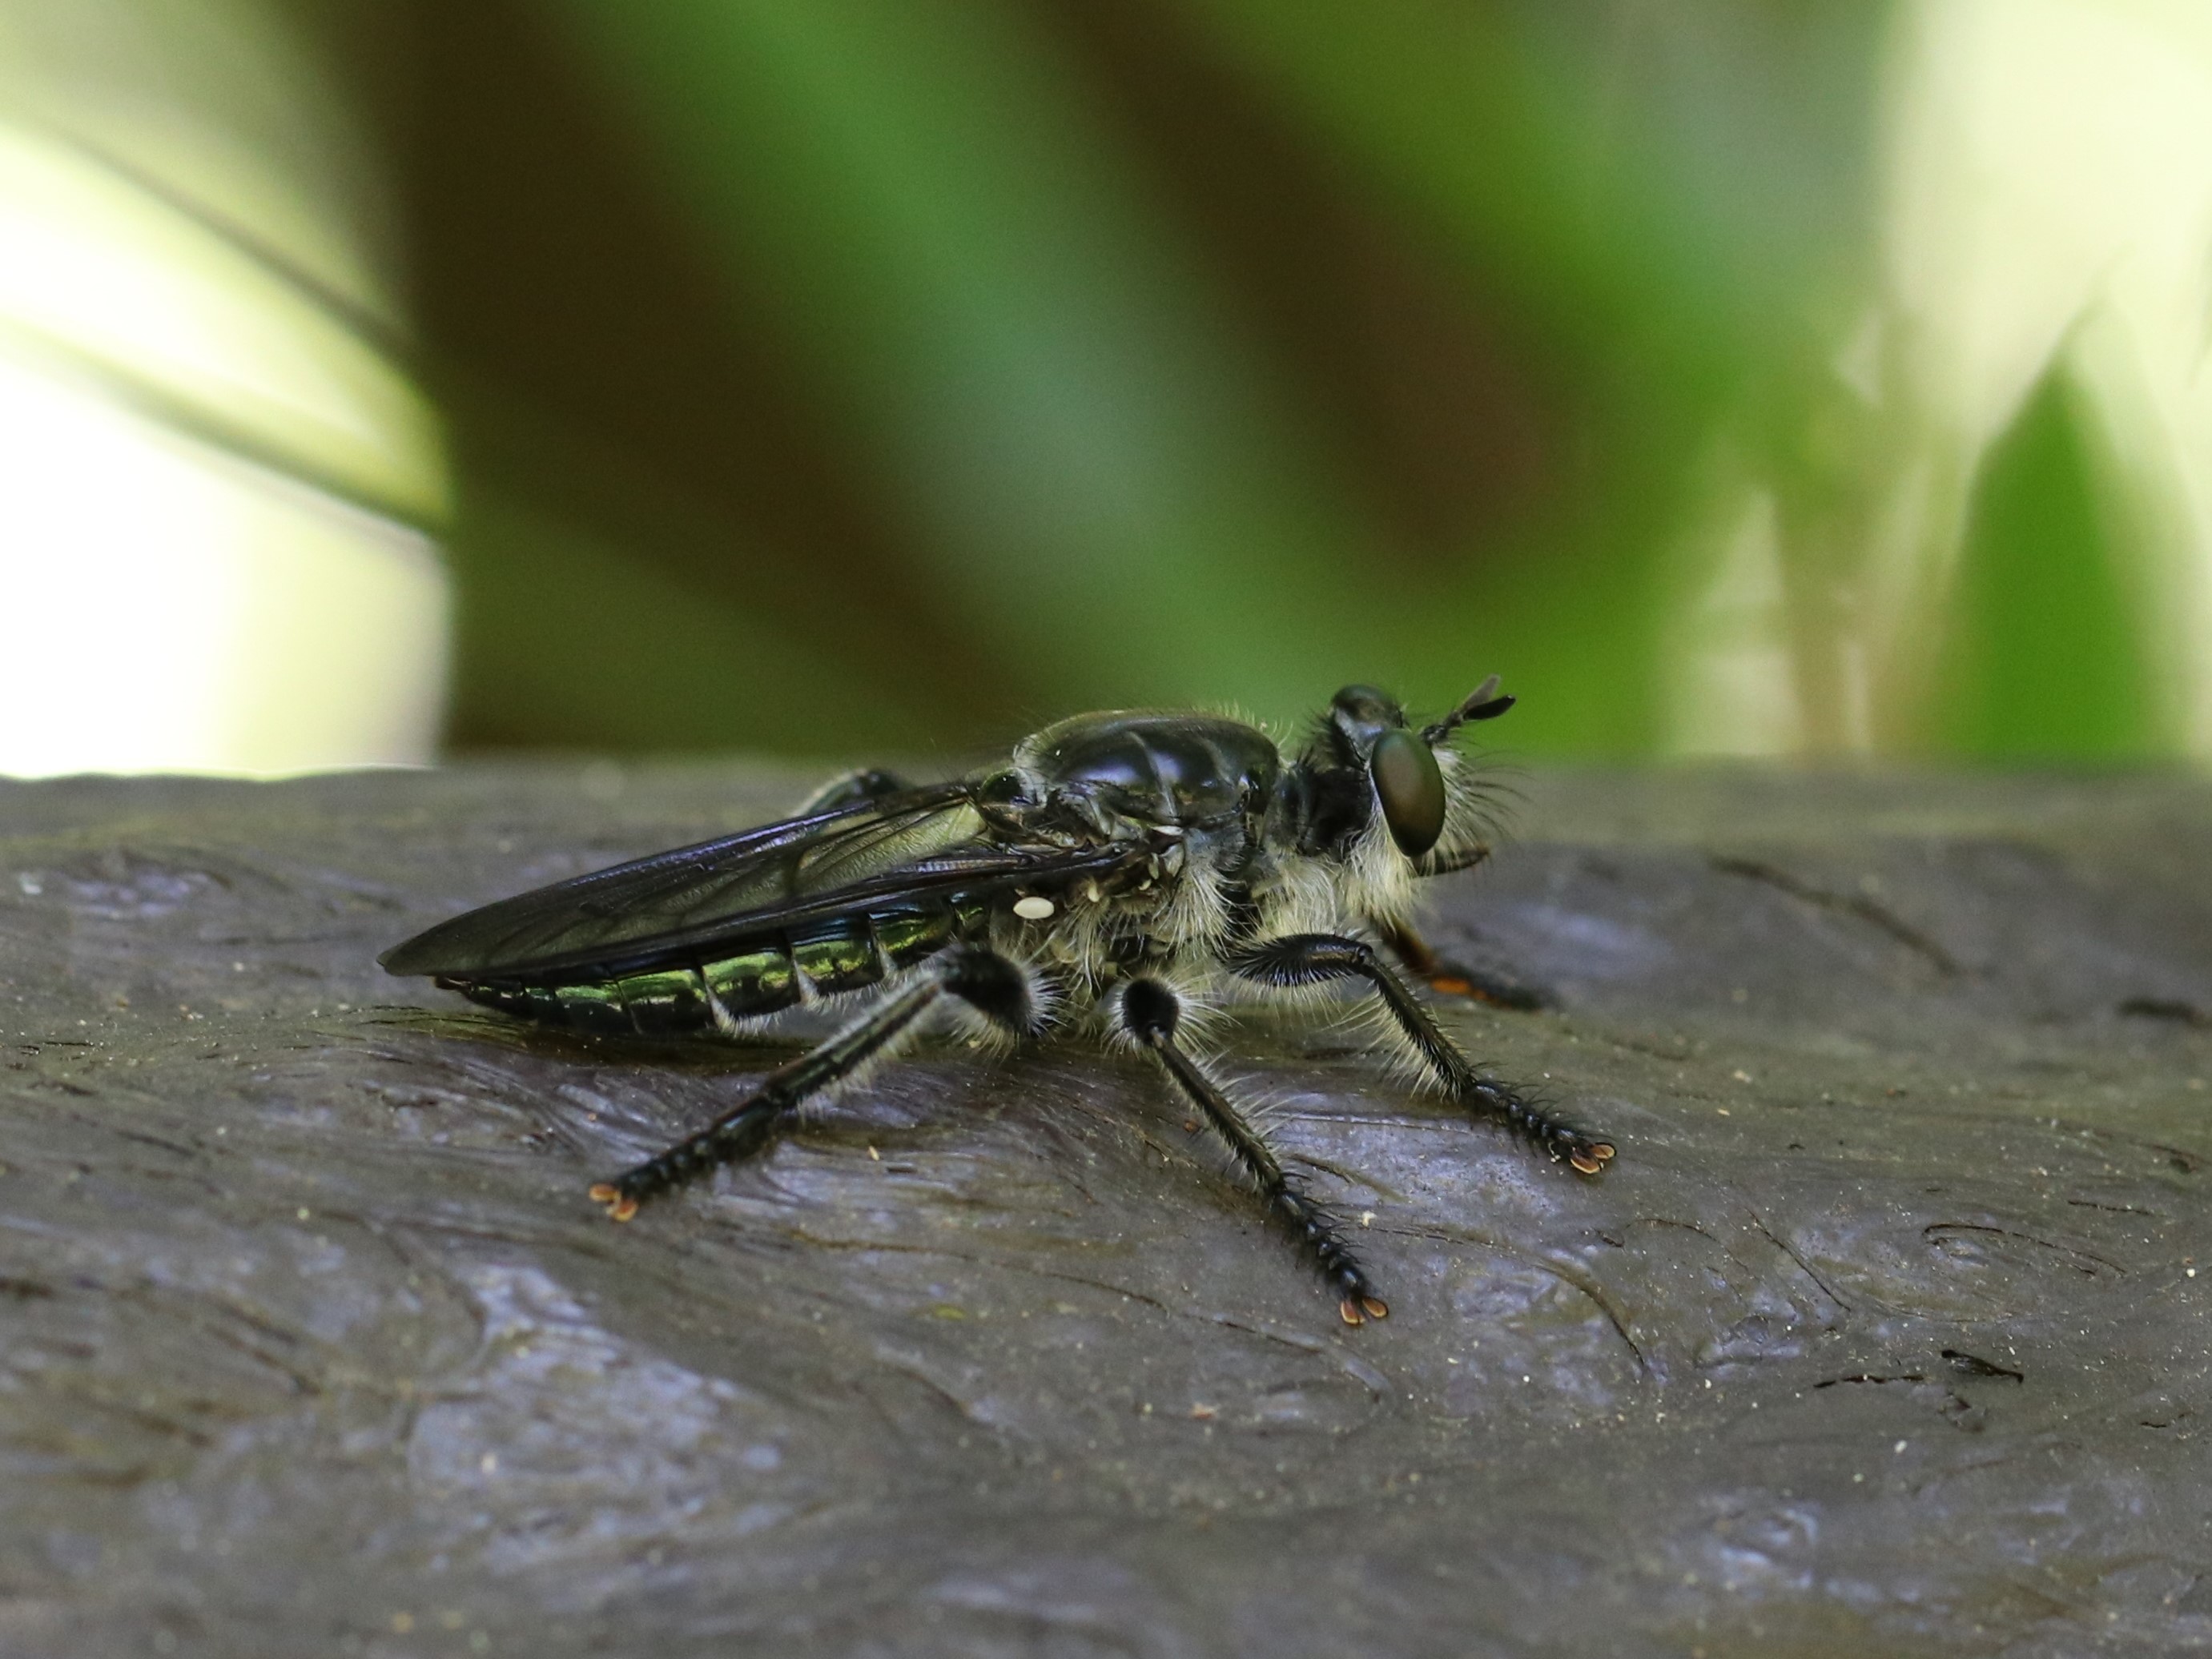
380 678 1613 1325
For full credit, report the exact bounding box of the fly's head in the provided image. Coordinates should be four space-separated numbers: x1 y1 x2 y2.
1270 677 1516 916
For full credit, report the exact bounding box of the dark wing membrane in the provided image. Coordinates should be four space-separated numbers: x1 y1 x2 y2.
380 782 979 978
380 782 1142 982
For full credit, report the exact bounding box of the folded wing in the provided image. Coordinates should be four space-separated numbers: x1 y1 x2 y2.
380 781 1133 982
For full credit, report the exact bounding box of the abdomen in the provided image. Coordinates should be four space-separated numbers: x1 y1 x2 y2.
441 901 979 1038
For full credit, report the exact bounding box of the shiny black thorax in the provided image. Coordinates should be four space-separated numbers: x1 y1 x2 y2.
987 712 1281 854
983 707 1391 868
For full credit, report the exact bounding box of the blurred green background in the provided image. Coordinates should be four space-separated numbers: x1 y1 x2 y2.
10 0 2211 771
402 0 1888 760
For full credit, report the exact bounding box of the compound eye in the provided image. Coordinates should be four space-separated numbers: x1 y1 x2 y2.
1370 729 1446 857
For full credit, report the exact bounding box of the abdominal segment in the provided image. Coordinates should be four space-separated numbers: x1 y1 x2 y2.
440 899 981 1038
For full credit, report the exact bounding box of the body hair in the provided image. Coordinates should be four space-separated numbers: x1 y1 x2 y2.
1096 964 1233 1056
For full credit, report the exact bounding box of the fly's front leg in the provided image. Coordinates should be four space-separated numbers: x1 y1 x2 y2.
1116 978 1388 1327
1372 916 1548 1011
590 945 1042 1219
1423 842 1495 877
1230 934 1615 1175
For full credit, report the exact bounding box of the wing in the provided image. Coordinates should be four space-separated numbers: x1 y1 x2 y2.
380 781 1134 982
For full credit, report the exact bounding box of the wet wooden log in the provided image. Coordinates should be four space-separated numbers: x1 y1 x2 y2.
2 763 2208 1656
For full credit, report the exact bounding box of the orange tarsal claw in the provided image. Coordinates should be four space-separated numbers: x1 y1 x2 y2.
1566 1141 1617 1176
1430 974 1474 997
588 1183 639 1222
1339 1295 1390 1326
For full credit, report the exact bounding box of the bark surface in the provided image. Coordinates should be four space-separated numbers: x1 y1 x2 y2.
2 764 2209 1657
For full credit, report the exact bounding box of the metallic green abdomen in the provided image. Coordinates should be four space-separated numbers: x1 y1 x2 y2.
442 900 977 1038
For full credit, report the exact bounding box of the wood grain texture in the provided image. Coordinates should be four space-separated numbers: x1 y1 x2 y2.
2 763 2208 1657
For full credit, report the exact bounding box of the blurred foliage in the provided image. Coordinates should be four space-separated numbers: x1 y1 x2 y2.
348 0 2186 761
1936 366 2160 759
363 0 1868 757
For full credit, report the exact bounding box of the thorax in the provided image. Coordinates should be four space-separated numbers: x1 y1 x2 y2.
1007 711 1279 841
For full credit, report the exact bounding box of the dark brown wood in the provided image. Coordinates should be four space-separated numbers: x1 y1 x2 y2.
2 764 2208 1655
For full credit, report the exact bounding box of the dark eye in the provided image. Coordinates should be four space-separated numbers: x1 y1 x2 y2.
1369 729 1446 857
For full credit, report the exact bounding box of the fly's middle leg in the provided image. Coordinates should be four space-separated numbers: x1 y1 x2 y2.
589 945 1044 1219
1116 976 1388 1327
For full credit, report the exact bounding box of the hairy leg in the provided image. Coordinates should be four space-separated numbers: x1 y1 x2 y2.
1423 842 1495 877
590 945 1040 1219
1371 916 1549 1010
1229 934 1614 1175
1393 842 1553 1007
1116 977 1388 1326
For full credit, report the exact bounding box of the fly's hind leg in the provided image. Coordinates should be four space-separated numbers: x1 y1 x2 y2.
1372 916 1550 1011
589 945 1041 1219
1116 977 1388 1327
1230 934 1614 1175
